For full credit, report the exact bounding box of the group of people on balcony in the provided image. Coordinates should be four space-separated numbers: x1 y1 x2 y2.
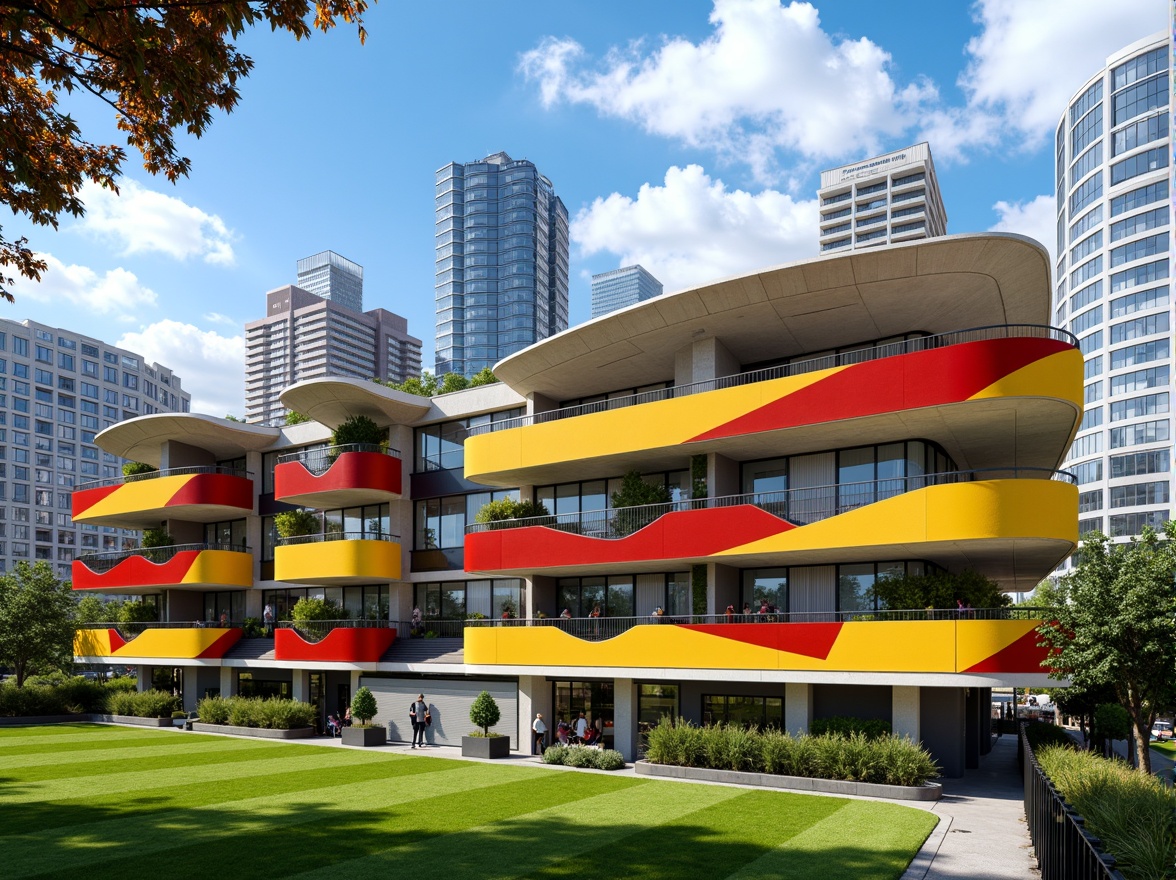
724 601 784 623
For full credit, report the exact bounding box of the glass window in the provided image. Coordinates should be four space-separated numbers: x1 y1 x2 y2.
838 563 875 614
741 568 788 613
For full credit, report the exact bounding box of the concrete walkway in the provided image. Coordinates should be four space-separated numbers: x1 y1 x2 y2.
902 734 1037 880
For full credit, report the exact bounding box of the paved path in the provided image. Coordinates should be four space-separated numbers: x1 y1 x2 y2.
903 734 1037 880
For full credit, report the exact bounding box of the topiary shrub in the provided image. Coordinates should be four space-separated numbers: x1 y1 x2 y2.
469 690 501 736
274 509 319 539
351 686 377 726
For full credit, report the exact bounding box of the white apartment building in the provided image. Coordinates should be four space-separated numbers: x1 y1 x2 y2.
818 143 947 253
0 318 189 579
245 285 422 426
1054 32 1172 563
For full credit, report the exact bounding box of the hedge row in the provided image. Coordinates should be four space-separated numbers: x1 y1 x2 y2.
1037 744 1176 880
106 689 180 718
541 744 626 771
196 695 316 730
644 717 939 787
0 677 137 717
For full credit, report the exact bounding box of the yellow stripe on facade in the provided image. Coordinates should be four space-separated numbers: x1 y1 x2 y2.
73 629 117 658
464 367 847 481
273 539 401 584
110 628 234 659
72 475 193 523
967 348 1084 408
179 549 255 587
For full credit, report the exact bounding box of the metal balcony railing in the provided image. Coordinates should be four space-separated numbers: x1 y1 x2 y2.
462 608 1054 642
276 443 401 477
77 465 251 492
75 542 250 573
277 619 394 643
465 467 1076 537
275 530 398 547
466 324 1078 437
76 620 244 640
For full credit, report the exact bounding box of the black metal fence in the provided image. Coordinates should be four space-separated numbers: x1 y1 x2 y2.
75 542 250 573
1021 724 1126 880
275 443 400 476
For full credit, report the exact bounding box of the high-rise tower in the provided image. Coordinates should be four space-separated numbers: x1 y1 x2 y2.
296 251 364 313
590 265 663 318
434 152 569 378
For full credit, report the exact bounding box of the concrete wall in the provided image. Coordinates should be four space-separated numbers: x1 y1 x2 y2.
920 687 965 778
813 684 892 723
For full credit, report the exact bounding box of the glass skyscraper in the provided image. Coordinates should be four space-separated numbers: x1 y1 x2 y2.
1053 31 1172 566
590 265 663 318
296 251 364 313
435 152 570 378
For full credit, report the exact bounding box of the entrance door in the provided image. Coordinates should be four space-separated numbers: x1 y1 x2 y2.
337 683 351 719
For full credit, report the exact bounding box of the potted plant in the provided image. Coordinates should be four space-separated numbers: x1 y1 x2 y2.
461 690 510 758
341 686 386 747
171 709 187 729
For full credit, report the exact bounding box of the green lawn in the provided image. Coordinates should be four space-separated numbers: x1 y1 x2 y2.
0 724 937 880
1152 740 1176 758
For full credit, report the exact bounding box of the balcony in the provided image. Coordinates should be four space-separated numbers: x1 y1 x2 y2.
273 532 401 585
72 543 254 592
74 621 242 661
274 444 402 508
72 466 254 529
462 609 1056 682
465 469 1078 589
273 620 397 663
463 325 1082 487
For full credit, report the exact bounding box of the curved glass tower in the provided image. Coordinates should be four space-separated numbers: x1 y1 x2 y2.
434 152 570 379
1054 32 1172 562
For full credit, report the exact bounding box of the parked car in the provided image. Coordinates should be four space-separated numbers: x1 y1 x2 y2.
1151 721 1172 741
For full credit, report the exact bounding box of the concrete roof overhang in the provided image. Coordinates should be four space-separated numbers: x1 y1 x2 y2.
279 378 431 429
494 233 1053 401
95 415 280 466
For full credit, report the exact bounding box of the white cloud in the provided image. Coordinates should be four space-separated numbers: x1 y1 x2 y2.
989 195 1057 264
573 164 817 292
520 0 933 179
202 311 239 327
954 0 1163 148
75 180 236 264
117 320 245 417
13 253 157 315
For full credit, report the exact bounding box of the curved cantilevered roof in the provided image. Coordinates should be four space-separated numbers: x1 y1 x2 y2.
279 377 431 429
95 414 281 466
495 233 1052 400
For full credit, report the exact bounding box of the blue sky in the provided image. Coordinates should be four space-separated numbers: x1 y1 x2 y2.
6 0 1165 414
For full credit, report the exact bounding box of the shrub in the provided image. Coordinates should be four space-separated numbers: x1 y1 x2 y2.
121 461 156 478
594 749 626 771
539 744 625 771
106 689 179 718
643 717 939 787
331 415 385 449
197 695 230 725
475 497 551 527
1024 720 1075 750
118 600 159 623
140 528 173 549
564 745 597 768
541 744 568 764
290 597 344 622
810 716 892 739
195 695 314 729
1038 744 1176 880
285 411 309 425
275 509 319 539
470 690 501 736
351 686 377 725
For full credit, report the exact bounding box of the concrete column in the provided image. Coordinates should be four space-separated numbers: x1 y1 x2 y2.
518 675 552 754
613 678 636 761
709 453 739 499
291 669 310 703
136 665 153 692
219 666 237 698
785 682 813 735
181 668 199 714
708 564 739 616
349 670 362 696
892 686 921 741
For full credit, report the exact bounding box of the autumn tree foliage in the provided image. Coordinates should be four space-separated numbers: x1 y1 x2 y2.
0 0 371 300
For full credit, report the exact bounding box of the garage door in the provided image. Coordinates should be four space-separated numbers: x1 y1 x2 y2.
360 676 519 749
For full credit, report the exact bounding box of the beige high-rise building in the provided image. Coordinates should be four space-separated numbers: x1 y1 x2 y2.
817 143 947 253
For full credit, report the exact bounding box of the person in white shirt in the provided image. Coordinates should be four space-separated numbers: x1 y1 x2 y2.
574 711 588 741
532 712 547 754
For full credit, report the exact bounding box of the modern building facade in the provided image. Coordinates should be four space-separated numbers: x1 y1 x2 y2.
295 251 364 313
590 265 664 318
435 151 570 378
1052 32 1172 566
244 284 422 426
72 234 1078 777
818 143 947 254
0 318 189 581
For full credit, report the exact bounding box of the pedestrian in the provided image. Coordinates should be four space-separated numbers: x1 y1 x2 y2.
263 603 274 637
411 606 422 637
532 712 547 754
409 693 428 748
574 710 588 742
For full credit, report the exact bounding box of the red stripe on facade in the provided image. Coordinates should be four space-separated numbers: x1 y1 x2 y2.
167 473 254 511
273 627 397 662
274 452 402 499
195 629 245 659
688 338 1071 442
680 622 844 660
70 484 122 517
962 627 1051 673
72 550 201 590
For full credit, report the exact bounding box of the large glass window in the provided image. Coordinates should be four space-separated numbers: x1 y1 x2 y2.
637 684 679 744
414 408 524 472
412 578 525 621
741 568 788 613
415 490 515 549
702 694 783 729
204 519 247 548
553 681 614 744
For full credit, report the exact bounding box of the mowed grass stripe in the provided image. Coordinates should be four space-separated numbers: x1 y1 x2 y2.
0 744 398 804
724 799 938 879
6 737 281 771
22 770 636 880
0 723 117 741
290 775 753 880
518 788 849 880
0 752 466 837
4 760 541 877
0 729 195 755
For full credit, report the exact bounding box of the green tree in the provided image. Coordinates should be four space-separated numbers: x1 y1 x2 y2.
0 0 371 301
224 414 243 422
474 497 550 527
285 411 309 425
871 568 1010 610
290 597 344 622
0 561 77 686
121 461 156 478
118 599 158 623
330 414 385 448
469 689 501 736
438 372 469 394
1037 526 1176 774
274 509 319 538
468 367 498 387
383 371 439 397
75 593 108 624
610 471 672 536
350 686 377 725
